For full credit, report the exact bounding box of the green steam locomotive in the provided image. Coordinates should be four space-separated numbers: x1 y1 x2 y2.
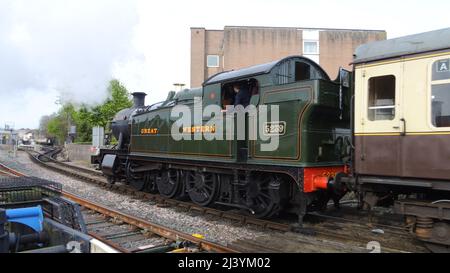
94 56 352 222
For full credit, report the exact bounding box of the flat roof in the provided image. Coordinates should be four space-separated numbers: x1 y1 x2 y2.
354 28 450 64
224 25 386 32
192 26 386 33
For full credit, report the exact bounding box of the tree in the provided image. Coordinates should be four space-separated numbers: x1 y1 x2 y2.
40 79 132 144
44 103 76 144
90 79 133 127
46 117 64 143
72 105 93 143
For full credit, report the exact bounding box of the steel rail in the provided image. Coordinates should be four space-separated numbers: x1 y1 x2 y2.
0 162 27 177
0 169 14 177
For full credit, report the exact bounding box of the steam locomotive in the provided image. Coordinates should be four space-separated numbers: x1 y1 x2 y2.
93 28 450 250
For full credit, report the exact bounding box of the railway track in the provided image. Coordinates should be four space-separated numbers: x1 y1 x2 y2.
0 158 237 253
21 148 429 253
0 162 24 177
67 192 236 253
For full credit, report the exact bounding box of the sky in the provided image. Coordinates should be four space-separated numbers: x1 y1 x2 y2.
0 0 449 129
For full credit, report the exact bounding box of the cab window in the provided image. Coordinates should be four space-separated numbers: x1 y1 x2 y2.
221 79 259 109
368 75 396 121
295 62 311 81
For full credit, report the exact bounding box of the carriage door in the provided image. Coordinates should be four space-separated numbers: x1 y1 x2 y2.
357 62 404 177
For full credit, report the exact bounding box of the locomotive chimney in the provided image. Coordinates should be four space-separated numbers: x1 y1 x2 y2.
132 92 147 108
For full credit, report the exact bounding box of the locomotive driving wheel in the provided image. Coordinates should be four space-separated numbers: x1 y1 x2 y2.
185 172 220 207
246 174 285 219
156 169 183 198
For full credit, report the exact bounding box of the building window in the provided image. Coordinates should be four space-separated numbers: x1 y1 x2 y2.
303 41 319 55
368 75 396 121
207 55 220 68
432 83 450 127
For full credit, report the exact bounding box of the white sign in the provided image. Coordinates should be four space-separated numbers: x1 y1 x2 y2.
437 60 449 72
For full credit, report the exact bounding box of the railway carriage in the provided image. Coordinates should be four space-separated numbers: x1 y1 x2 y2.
345 28 450 251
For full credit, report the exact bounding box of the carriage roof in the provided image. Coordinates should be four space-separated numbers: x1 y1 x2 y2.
353 28 450 64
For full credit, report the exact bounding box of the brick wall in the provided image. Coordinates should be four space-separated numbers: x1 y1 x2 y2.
191 26 387 86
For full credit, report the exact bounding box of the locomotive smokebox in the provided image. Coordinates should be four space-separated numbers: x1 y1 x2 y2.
111 92 148 150
132 92 147 108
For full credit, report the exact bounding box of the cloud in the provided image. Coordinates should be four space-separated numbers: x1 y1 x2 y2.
0 0 140 128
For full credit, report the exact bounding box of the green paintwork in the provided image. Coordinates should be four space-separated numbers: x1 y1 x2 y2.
129 56 351 167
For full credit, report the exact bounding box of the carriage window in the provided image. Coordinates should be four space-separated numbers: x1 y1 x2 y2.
432 83 450 127
368 75 396 121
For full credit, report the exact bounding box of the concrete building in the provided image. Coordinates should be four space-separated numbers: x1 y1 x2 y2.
191 26 387 87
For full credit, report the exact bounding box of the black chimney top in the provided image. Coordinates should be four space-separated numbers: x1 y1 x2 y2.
131 92 147 108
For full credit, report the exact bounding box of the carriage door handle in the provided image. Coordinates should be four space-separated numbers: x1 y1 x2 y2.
400 118 406 136
393 119 406 136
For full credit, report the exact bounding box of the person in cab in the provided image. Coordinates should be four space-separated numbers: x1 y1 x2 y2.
233 83 251 108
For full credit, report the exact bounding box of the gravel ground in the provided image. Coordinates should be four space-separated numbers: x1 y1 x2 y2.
0 150 268 246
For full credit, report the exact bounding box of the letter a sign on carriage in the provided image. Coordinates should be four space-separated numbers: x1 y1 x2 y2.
437 59 449 72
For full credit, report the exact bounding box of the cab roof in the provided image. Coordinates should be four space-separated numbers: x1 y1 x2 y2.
353 28 450 64
203 56 330 86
